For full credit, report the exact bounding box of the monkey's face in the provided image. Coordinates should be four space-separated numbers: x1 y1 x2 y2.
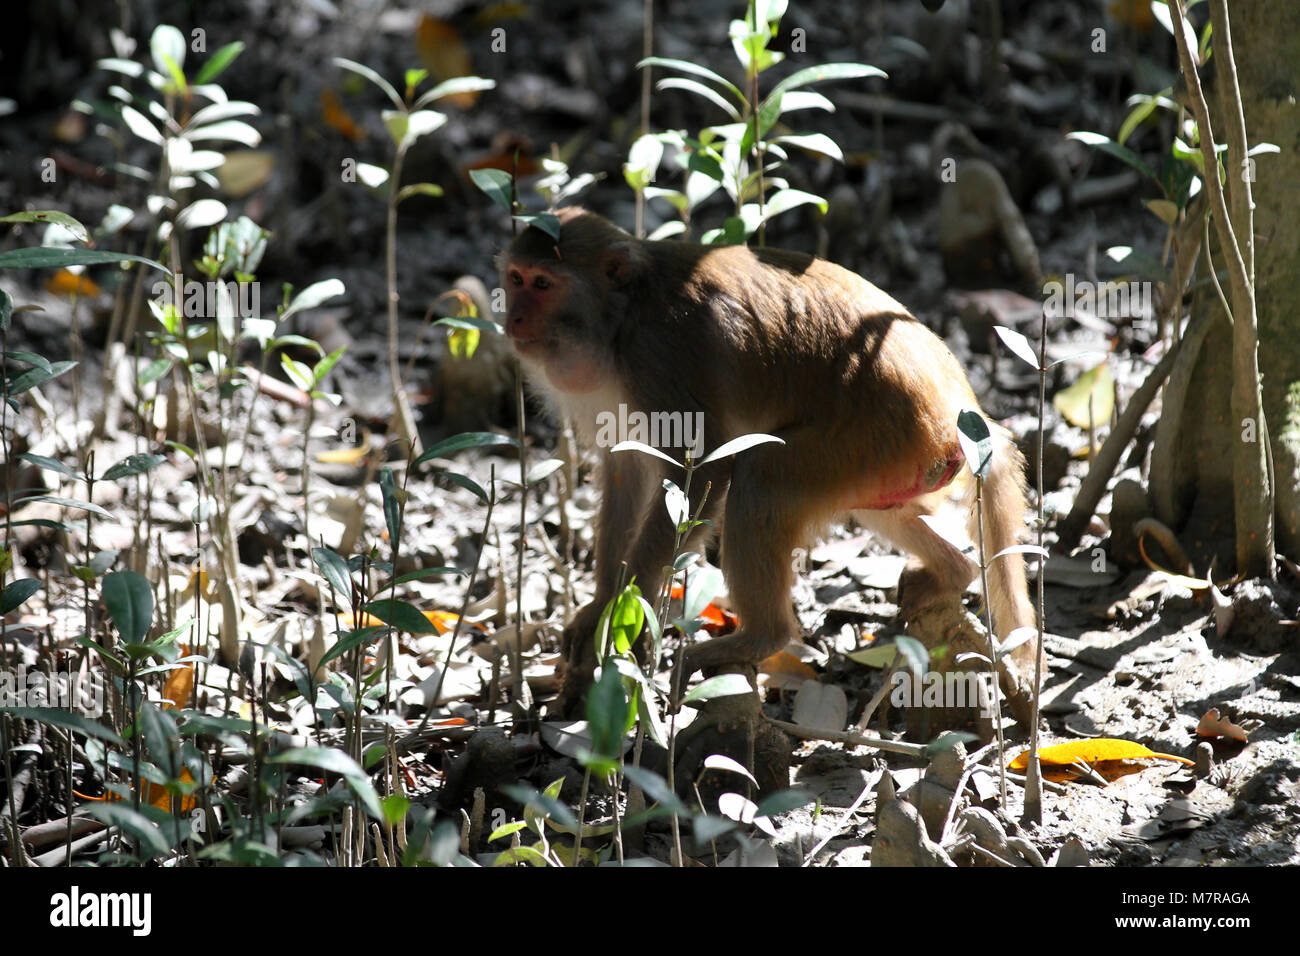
503 259 610 394
503 261 565 355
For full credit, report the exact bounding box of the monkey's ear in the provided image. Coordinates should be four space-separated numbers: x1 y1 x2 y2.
603 241 643 286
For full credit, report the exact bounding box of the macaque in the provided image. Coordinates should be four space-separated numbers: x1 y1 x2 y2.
501 208 1037 717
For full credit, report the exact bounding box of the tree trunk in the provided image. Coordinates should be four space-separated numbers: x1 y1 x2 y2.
1150 1 1300 567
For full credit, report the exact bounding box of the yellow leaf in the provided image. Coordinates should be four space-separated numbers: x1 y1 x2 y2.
1053 361 1114 429
317 445 370 466
1008 738 1194 781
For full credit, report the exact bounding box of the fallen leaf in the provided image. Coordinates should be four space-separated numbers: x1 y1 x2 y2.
1196 708 1259 742
1008 738 1193 783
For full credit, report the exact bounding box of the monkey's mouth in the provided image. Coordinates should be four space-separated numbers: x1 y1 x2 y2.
508 335 548 356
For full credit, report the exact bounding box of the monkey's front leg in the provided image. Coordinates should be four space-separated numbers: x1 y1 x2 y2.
553 453 673 717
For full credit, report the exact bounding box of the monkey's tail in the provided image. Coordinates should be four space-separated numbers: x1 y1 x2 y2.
968 428 1037 653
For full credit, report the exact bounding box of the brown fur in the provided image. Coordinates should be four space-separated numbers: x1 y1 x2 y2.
502 209 1036 710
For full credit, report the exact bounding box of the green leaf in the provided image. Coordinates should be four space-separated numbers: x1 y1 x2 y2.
956 410 993 481
469 168 513 213
268 746 385 821
103 570 154 644
382 793 411 827
0 707 125 746
637 57 745 105
0 211 89 243
139 357 173 386
413 431 516 466
102 453 165 482
319 626 385 669
413 76 496 109
362 599 440 635
84 803 170 858
333 57 404 110
150 24 186 77
396 182 445 204
380 467 402 547
16 493 110 518
17 452 76 478
121 105 165 146
654 78 741 120
6 359 77 397
1 578 41 614
682 673 751 703
586 664 630 761
4 351 50 373
1067 131 1156 182
525 458 565 485
760 188 828 223
622 765 688 814
193 41 245 84
755 788 815 817
600 584 645 658
699 433 784 465
0 247 169 274
439 471 489 504
770 132 843 161
767 63 885 100
610 440 682 467
1118 97 1158 147
993 325 1041 370
517 213 560 241
312 547 354 608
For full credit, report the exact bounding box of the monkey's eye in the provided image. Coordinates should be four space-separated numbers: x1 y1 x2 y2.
509 271 524 287
532 275 551 291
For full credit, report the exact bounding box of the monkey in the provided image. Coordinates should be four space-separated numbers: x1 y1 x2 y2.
500 207 1038 720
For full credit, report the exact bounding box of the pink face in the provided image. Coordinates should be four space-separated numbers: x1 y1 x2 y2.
504 263 564 356
503 261 605 394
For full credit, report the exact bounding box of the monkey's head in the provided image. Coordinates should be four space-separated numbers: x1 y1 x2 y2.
499 208 644 394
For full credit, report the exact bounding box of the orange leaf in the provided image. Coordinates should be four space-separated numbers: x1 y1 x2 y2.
162 644 193 709
1196 708 1256 742
145 769 197 813
415 16 478 108
44 269 101 297
321 88 363 141
759 650 817 681
669 585 736 634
